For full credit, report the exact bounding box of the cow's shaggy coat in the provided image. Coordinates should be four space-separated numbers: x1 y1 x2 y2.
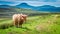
12 14 27 27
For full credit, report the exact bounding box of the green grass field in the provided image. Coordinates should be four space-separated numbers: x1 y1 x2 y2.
0 14 60 34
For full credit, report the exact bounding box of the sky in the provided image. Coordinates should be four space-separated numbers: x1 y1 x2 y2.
0 0 60 7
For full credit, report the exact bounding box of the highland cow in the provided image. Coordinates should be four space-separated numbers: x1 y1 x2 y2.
12 14 27 27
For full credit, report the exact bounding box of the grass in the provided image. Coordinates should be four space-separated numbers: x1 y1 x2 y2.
0 14 60 34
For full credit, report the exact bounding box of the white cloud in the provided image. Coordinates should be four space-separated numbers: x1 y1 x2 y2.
20 1 60 7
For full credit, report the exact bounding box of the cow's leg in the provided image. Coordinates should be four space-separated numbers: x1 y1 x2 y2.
18 18 21 28
13 20 16 27
18 21 20 28
19 23 22 28
14 20 18 27
13 21 17 27
19 21 24 28
23 18 26 24
19 22 22 28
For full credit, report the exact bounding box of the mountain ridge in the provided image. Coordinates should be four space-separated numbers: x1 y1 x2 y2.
15 3 60 12
0 3 60 12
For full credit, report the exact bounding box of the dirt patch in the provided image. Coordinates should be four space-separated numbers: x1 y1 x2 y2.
35 22 52 31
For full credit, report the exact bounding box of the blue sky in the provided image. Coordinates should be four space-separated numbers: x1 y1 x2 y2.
0 0 60 7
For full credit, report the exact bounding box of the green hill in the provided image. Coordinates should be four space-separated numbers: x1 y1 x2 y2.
0 8 60 18
0 14 60 34
0 8 42 18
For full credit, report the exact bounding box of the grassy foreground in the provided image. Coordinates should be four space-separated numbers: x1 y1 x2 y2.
0 14 60 34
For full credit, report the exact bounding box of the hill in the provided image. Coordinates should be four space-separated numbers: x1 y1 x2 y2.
16 3 35 9
0 8 42 18
0 3 60 12
35 5 60 12
15 3 60 12
0 14 60 34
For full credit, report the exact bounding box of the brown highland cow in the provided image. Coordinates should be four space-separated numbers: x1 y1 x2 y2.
12 13 27 27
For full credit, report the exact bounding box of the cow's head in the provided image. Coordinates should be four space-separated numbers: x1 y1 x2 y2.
22 14 27 18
